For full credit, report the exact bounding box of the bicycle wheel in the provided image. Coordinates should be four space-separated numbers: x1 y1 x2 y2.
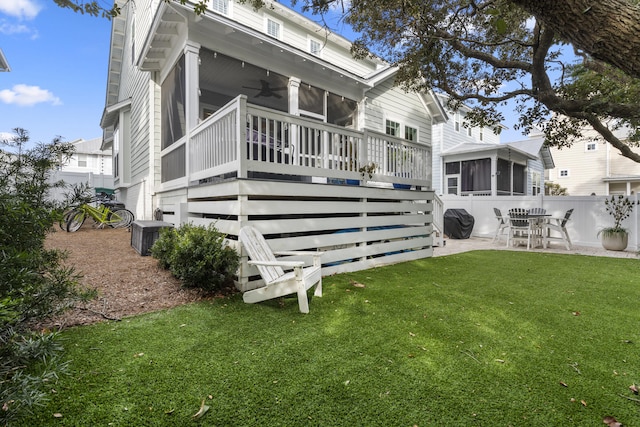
109 208 135 229
58 209 76 230
66 209 86 232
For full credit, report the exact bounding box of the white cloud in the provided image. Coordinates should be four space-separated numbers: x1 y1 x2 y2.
0 131 15 141
0 84 62 107
0 19 38 38
0 0 42 20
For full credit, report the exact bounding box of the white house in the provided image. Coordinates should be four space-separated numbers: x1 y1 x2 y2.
100 0 447 289
433 95 554 197
546 127 640 196
48 137 114 202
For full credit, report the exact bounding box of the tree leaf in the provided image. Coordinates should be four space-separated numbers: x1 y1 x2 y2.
192 399 210 419
603 416 622 426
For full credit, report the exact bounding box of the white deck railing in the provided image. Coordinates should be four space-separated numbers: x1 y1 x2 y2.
161 95 431 188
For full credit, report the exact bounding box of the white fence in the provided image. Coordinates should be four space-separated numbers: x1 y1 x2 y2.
440 194 640 251
47 171 114 203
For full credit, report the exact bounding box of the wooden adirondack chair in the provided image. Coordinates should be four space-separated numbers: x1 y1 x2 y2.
239 226 322 313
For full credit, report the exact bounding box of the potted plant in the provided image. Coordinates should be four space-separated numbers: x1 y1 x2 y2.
358 162 377 180
597 195 634 251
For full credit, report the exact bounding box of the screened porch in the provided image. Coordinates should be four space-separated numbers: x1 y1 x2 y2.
159 95 432 191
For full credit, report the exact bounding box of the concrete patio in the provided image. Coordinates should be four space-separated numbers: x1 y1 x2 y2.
434 236 639 259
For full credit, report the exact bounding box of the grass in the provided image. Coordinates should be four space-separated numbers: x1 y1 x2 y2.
17 250 640 426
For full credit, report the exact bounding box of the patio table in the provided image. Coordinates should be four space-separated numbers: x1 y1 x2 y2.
507 211 551 249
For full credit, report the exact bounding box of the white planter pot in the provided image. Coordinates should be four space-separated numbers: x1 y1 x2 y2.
601 232 628 251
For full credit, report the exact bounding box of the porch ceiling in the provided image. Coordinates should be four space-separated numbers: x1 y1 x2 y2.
138 4 185 71
138 2 372 99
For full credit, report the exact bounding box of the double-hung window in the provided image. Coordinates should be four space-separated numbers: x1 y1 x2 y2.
266 17 282 40
212 0 230 15
386 119 401 137
309 38 322 57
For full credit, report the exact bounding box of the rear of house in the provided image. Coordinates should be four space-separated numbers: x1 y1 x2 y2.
100 0 446 289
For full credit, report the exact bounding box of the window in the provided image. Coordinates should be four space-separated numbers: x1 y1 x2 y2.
532 172 541 196
586 142 597 151
113 126 120 179
559 169 570 178
461 158 491 193
512 163 525 194
447 177 458 195
405 125 417 142
454 113 460 132
479 127 484 141
266 17 282 39
445 162 460 175
386 119 400 137
77 153 87 168
212 0 229 15
309 38 322 57
446 159 491 194
467 126 472 137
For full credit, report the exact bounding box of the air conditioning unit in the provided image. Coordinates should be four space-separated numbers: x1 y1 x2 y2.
131 220 173 256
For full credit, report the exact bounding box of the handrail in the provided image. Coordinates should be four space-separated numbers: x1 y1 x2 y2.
432 193 444 246
161 95 433 187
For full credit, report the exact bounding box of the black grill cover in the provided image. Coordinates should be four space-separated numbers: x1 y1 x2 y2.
444 209 475 239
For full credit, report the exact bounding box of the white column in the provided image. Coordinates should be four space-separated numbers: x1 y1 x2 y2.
491 154 498 196
288 77 300 115
288 77 300 165
183 41 200 181
184 41 201 130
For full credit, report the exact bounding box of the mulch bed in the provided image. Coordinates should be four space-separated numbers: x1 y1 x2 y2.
44 225 209 327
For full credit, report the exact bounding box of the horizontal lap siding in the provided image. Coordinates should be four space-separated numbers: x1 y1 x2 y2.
177 179 434 291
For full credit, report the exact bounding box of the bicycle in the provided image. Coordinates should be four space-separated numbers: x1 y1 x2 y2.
65 197 135 232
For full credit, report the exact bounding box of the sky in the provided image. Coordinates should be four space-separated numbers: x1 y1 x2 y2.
0 0 527 150
0 0 112 147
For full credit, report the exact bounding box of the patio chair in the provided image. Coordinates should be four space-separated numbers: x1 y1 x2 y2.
527 207 546 215
239 226 322 313
507 208 537 249
492 208 510 243
542 209 574 250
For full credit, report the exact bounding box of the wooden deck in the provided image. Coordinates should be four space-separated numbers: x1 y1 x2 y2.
155 95 436 290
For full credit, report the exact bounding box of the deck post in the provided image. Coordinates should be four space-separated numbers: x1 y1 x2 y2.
237 95 248 179
184 41 201 182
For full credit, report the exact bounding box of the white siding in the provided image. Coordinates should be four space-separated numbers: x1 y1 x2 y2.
364 78 432 146
114 0 156 217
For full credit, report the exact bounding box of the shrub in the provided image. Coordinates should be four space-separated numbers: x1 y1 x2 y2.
151 223 239 292
1 128 91 424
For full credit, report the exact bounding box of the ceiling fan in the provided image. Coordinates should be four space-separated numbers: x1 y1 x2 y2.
242 80 287 99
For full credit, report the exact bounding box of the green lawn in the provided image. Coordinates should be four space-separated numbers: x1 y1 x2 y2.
18 251 640 426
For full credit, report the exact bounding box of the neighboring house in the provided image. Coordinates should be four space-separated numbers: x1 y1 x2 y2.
100 0 447 289
0 48 9 72
546 127 640 196
63 137 113 175
48 137 114 202
432 95 553 197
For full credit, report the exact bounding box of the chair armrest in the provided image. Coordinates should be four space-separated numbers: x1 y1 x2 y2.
274 251 322 257
248 260 305 268
274 251 323 267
